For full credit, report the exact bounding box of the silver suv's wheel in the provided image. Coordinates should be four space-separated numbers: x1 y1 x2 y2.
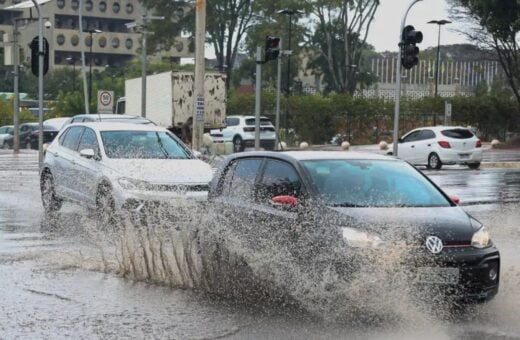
41 172 62 213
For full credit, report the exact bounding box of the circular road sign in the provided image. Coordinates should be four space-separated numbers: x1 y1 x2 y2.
99 91 112 106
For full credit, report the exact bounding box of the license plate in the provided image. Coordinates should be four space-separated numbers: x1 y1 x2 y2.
459 153 470 159
415 267 459 284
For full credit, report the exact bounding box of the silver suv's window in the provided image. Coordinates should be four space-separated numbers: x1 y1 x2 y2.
225 118 239 126
61 126 85 151
100 130 190 159
77 128 99 154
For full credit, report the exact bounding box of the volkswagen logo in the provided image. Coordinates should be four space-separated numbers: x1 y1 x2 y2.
425 236 444 254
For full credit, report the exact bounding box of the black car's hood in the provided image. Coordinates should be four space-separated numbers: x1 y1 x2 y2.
325 206 478 243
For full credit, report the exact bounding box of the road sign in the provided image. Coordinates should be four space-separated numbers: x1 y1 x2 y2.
196 95 204 122
97 90 114 113
445 101 452 125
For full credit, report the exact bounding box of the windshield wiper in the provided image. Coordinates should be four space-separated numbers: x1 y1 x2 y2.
330 202 368 208
155 132 170 158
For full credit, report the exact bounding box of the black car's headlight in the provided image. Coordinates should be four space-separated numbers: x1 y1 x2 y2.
342 227 383 249
471 227 491 249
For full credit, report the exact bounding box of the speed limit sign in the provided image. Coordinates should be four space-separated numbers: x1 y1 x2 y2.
97 90 114 113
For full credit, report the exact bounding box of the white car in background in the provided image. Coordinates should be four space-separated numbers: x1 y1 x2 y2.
219 115 276 152
40 122 213 224
0 125 14 148
392 126 483 170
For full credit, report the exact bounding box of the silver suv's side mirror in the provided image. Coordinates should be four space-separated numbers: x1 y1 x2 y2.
79 148 95 159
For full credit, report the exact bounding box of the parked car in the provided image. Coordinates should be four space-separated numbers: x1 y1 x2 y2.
24 118 73 150
208 151 500 303
4 123 39 149
40 122 213 225
392 126 483 169
217 115 276 152
63 114 155 126
0 125 14 148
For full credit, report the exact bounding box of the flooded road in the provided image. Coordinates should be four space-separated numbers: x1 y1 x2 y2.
1 151 520 339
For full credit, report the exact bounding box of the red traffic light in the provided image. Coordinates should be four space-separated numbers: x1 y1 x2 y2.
265 36 280 62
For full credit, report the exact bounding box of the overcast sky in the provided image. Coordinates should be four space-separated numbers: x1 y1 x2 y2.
367 0 469 52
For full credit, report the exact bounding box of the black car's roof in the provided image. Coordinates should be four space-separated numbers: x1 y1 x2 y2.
224 151 397 164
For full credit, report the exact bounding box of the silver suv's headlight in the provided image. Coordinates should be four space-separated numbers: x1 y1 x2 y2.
471 227 491 248
118 177 150 190
342 227 383 249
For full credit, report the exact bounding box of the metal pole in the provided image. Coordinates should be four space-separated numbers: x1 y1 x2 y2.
78 0 89 114
254 46 262 151
192 0 206 150
13 19 20 153
72 62 76 92
433 24 441 125
89 32 93 105
30 0 44 167
141 27 147 118
286 14 292 95
393 0 422 157
275 39 283 150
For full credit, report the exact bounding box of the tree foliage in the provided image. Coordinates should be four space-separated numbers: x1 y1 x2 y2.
449 0 520 111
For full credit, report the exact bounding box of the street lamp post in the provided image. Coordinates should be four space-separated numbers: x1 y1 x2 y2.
428 19 451 126
85 29 102 105
66 56 78 91
277 9 303 96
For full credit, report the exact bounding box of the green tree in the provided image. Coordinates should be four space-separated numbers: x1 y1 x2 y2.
449 0 520 111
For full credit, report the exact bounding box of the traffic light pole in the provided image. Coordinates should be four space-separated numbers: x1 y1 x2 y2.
12 19 20 154
392 0 422 157
30 0 44 167
192 0 205 151
254 46 262 151
275 39 283 150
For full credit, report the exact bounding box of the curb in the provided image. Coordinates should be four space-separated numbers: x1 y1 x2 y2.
481 162 520 169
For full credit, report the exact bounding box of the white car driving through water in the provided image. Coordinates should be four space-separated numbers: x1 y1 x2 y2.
40 122 213 224
392 126 483 170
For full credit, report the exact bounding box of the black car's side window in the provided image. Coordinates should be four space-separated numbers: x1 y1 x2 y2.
61 126 85 151
226 158 262 200
257 160 302 202
77 128 99 154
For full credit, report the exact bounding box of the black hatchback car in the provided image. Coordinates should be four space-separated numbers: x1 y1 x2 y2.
208 151 500 302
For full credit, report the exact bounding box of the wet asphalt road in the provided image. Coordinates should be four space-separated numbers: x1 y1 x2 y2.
1 151 520 339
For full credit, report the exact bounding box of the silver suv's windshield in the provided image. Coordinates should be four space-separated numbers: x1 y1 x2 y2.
303 159 451 208
101 131 191 159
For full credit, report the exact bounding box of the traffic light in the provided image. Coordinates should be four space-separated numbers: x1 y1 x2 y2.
265 36 280 62
401 25 422 69
30 36 49 77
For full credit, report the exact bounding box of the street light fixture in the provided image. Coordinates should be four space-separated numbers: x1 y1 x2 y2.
84 28 102 103
428 19 451 125
276 9 303 96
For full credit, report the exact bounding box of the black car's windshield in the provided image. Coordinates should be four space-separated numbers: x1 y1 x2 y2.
303 159 451 208
101 131 191 159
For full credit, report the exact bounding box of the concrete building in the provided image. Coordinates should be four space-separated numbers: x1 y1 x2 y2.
0 0 193 70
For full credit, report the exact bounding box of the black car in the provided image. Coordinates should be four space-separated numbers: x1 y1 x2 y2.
208 151 500 302
4 123 39 149
24 123 61 150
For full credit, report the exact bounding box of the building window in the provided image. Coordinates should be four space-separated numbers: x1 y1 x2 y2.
71 35 79 46
112 2 120 13
0 31 5 42
94 57 102 66
85 0 93 11
125 38 133 49
85 36 92 47
98 36 107 48
56 0 65 9
125 3 133 13
56 34 65 45
112 37 120 48
99 1 107 12
54 54 63 65
175 41 184 52
71 0 78 10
